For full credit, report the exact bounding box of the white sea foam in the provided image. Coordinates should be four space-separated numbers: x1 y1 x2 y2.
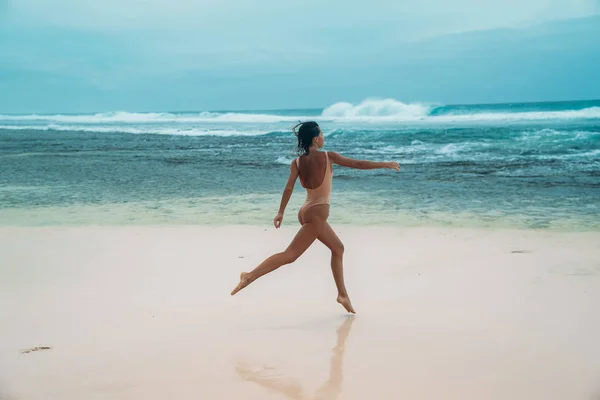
0 112 307 124
3 105 598 125
275 156 295 165
1 99 599 136
321 98 432 119
446 107 600 122
0 125 273 137
435 142 490 156
322 100 600 122
518 129 600 142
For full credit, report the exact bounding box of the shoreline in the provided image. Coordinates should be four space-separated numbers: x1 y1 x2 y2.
1 207 598 232
1 225 599 234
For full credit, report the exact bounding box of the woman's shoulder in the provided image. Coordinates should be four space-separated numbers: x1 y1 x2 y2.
326 151 340 160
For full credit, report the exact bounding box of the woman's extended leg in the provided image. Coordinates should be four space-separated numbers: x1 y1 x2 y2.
318 222 356 313
231 213 326 296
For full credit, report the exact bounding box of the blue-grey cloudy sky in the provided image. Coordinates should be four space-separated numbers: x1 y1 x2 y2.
1 0 599 112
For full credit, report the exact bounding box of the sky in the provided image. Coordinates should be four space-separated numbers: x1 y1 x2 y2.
1 0 599 112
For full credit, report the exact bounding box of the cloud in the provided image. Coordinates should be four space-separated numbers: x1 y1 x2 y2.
9 0 599 36
9 0 596 69
1 0 599 112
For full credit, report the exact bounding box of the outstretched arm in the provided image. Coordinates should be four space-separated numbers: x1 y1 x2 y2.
274 160 299 228
328 152 400 171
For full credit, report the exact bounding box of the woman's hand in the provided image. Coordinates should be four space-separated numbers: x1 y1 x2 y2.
273 212 284 229
386 161 401 172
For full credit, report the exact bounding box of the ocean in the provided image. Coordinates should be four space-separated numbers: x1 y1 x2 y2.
1 99 599 229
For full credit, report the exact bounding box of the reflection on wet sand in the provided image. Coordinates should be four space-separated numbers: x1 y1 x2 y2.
236 316 355 400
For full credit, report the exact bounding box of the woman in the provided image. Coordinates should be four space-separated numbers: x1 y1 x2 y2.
231 121 400 313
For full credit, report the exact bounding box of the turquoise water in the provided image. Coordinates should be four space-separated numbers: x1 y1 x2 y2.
1 99 599 229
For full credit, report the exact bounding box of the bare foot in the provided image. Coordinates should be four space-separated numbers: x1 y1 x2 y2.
337 295 356 314
231 272 251 296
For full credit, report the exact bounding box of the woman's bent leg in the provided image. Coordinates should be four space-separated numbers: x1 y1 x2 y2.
231 206 328 295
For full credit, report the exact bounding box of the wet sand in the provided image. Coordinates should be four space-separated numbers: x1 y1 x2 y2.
1 226 599 399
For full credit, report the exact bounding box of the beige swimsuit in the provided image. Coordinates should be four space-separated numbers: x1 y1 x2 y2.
296 151 333 221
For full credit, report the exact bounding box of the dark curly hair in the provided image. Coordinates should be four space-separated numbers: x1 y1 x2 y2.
292 121 320 156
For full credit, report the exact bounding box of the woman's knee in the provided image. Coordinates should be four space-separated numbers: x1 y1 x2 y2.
281 250 300 264
332 242 345 257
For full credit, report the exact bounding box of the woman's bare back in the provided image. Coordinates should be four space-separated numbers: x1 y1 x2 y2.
297 151 330 189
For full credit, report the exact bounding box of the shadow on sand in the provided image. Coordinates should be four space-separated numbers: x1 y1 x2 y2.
236 315 355 400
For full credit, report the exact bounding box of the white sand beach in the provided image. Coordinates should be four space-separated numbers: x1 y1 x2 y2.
1 226 599 399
